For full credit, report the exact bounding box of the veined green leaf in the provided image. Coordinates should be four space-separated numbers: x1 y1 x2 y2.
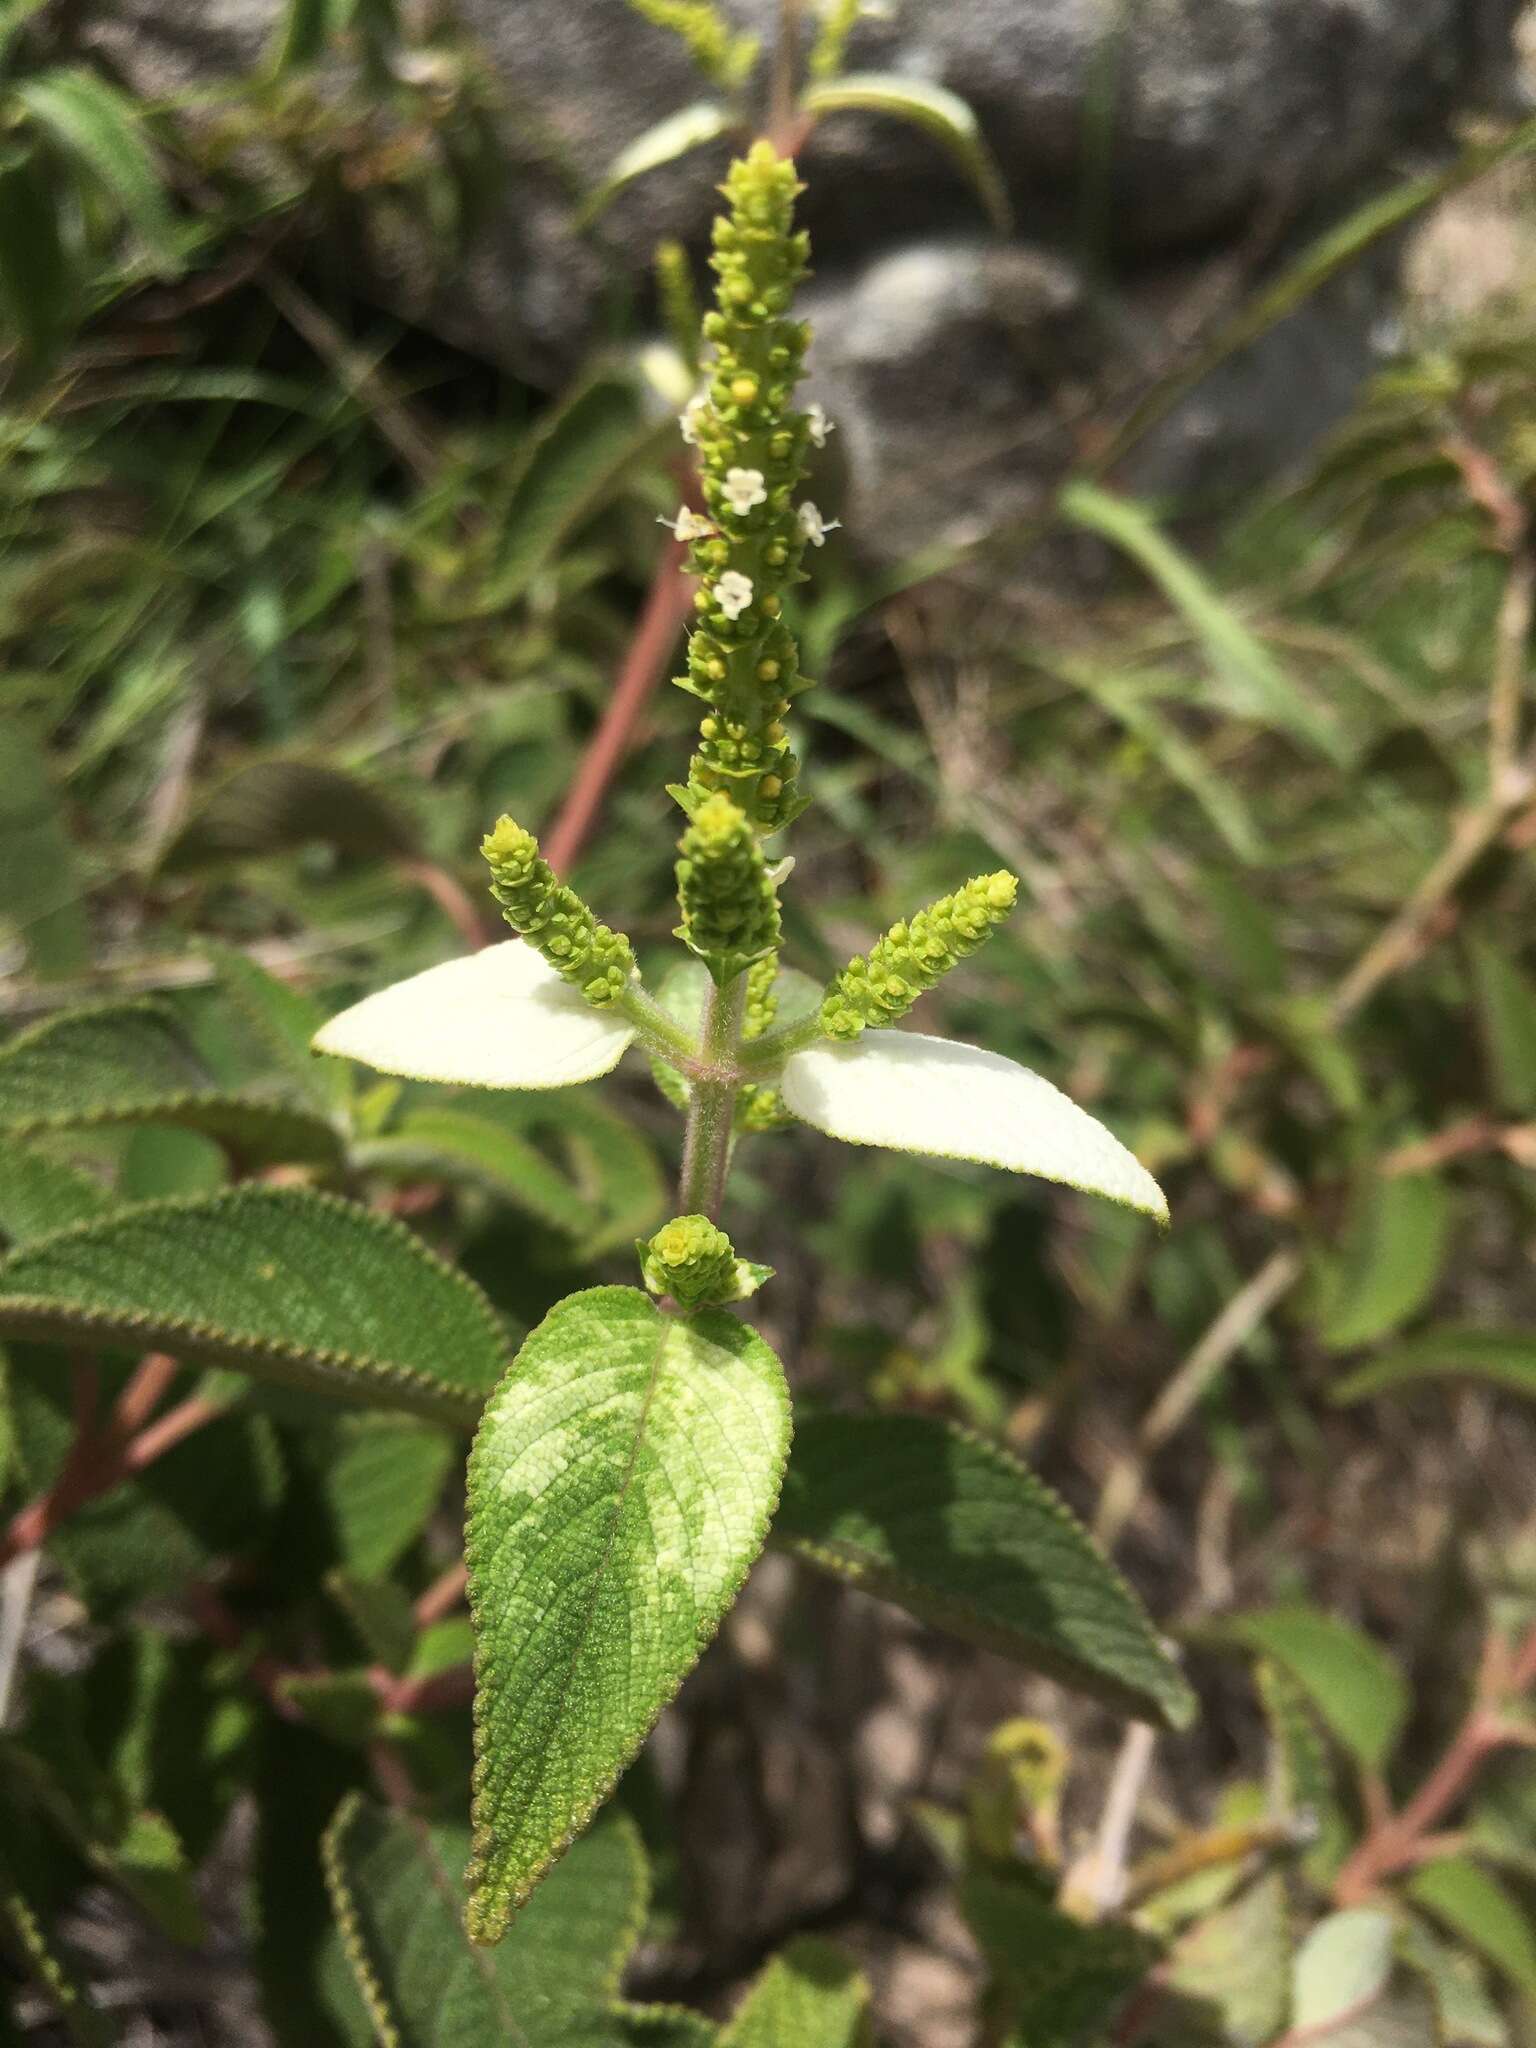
801 73 1012 233
580 102 736 226
1470 941 1536 1116
302 1416 459 1578
0 1145 112 1246
720 1937 870 2047
0 1187 507 1426
1407 1857 1536 1999
156 758 417 871
775 1412 1195 1730
1318 1171 1452 1352
0 999 344 1164
1216 1607 1407 1773
324 1795 709 2044
1333 1330 1536 1407
465 1286 791 1941
15 69 182 274
1060 481 1349 765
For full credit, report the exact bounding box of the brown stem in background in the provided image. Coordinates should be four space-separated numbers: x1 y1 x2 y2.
543 533 694 875
413 1559 468 1627
395 857 497 950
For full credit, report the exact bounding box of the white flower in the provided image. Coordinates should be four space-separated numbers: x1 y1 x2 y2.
796 501 840 547
658 506 717 542
721 467 768 517
805 402 834 449
714 571 754 621
678 392 709 445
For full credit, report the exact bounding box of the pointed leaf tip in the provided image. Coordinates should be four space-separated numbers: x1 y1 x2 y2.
313 942 636 1091
781 1033 1168 1220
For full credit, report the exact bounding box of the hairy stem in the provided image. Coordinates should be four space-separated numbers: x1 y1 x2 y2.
678 973 747 1219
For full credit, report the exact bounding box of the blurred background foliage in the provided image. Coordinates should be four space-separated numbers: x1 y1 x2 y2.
4 0 1536 2042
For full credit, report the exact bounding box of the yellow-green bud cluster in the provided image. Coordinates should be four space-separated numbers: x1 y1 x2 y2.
820 872 1020 1041
638 1214 772 1308
738 951 792 1132
674 792 782 985
673 141 819 835
481 815 634 1008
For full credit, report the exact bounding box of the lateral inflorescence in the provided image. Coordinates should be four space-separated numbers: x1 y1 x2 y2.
820 872 1020 1040
674 791 782 986
482 816 634 1008
666 140 835 837
638 1213 771 1308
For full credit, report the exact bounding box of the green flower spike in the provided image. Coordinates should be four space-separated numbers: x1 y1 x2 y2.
820 872 1021 1041
482 815 635 1009
675 790 783 985
668 139 828 836
638 1214 773 1309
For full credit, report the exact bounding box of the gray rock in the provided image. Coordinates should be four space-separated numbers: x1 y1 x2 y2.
79 0 1522 555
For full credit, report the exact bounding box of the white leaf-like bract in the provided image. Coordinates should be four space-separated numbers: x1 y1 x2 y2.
781 1032 1168 1220
313 943 635 1091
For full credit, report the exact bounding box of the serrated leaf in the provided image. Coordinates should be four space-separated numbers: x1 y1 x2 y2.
1333 1330 1536 1406
0 1188 507 1427
15 68 182 274
1218 1608 1407 1773
1470 942 1536 1116
323 1795 700 2045
0 1145 112 1245
0 717 90 977
580 102 735 225
0 999 343 1164
720 1936 870 2047
801 72 1012 233
1318 1172 1452 1352
315 944 636 1092
157 758 417 871
465 1286 791 1942
781 1033 1168 1220
1061 481 1349 765
1407 1857 1536 1999
775 1412 1195 1730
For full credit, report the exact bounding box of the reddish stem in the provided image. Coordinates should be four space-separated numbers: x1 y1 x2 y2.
112 1351 180 1436
413 1559 468 1627
542 535 694 875
396 858 497 950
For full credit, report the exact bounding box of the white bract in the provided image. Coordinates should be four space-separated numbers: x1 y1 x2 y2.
781 1032 1168 1220
721 467 768 516
313 943 635 1091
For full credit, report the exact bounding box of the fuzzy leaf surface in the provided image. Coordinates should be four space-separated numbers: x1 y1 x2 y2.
781 1033 1168 1219
719 1937 870 2047
0 1145 112 1246
0 999 342 1163
323 1794 707 2045
0 1187 506 1425
315 944 636 1092
775 1413 1194 1729
465 1287 790 1942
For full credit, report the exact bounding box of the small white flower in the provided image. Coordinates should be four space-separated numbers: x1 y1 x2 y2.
678 392 709 445
658 506 717 542
797 501 841 548
721 467 768 517
714 571 754 621
805 402 835 449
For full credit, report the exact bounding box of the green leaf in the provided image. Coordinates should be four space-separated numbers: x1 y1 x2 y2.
1060 481 1349 765
0 1145 112 1246
0 1188 508 1427
775 1412 1195 1730
326 1572 418 1673
0 717 90 978
1217 1608 1407 1773
1407 1857 1536 1999
580 102 736 226
267 0 340 70
157 758 418 871
1333 1330 1536 1407
1293 1912 1398 2030
204 941 352 1117
1161 1873 1291 2048
962 1866 1155 2047
464 1286 791 1942
304 1417 459 1578
801 73 1013 233
358 1106 601 1241
1399 1914 1509 2048
720 1937 870 2047
1470 941 1536 1116
15 68 182 274
0 999 344 1164
1318 1172 1452 1352
323 1795 704 2044
0 153 74 372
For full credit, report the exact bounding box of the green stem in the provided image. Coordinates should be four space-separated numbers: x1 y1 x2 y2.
678 973 747 1220
737 1006 823 1072
616 981 707 1074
